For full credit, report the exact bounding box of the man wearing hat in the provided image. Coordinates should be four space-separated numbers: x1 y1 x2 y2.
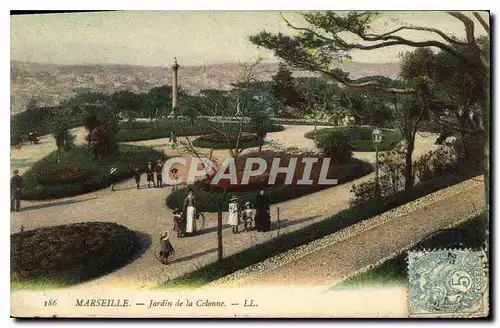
10 169 23 212
227 196 240 234
109 167 118 192
155 159 164 188
158 230 174 265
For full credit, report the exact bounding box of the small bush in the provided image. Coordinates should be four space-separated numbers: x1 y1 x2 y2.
11 222 142 286
305 126 403 152
316 130 353 163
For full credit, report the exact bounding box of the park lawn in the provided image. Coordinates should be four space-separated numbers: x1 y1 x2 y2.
159 171 479 289
116 119 284 142
21 144 165 200
305 126 403 152
338 212 487 288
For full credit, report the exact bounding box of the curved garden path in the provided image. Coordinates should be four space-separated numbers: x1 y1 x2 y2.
10 125 440 290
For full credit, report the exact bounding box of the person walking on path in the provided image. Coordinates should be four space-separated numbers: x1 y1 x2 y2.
10 169 23 212
133 168 141 189
228 196 240 234
182 188 197 236
158 230 175 265
109 167 118 192
146 161 155 188
156 159 163 188
255 189 271 232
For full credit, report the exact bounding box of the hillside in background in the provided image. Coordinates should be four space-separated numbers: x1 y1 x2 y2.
10 61 400 114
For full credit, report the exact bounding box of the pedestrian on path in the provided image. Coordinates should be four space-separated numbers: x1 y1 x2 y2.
158 230 175 265
156 159 163 188
146 161 155 188
10 169 23 212
228 196 240 234
255 189 271 232
182 188 197 236
109 167 118 192
172 208 184 238
133 168 141 189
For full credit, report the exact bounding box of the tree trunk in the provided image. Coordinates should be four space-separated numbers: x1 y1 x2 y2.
217 202 223 261
482 90 490 214
405 140 415 191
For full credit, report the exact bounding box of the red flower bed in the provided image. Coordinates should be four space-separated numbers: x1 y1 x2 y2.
38 167 92 185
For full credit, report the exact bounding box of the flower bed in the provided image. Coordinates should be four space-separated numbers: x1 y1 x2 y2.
38 167 92 185
22 145 165 200
166 148 373 212
192 133 264 149
11 222 142 287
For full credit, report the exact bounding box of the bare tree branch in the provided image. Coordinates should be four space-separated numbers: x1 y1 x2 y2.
473 12 490 36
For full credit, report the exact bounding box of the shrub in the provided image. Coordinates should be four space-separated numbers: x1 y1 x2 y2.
414 144 458 183
316 130 353 163
305 126 403 152
11 222 142 286
21 145 164 200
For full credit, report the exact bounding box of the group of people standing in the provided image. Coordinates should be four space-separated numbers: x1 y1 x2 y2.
108 159 165 192
227 189 271 234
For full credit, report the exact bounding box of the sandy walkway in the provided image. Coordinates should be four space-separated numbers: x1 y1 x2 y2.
10 124 440 290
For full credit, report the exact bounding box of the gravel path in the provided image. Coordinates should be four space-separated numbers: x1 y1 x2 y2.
212 176 485 287
9 125 440 290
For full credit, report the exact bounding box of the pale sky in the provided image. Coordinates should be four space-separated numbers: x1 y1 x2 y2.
10 11 489 66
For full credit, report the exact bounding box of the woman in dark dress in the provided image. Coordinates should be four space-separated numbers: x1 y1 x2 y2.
254 189 271 232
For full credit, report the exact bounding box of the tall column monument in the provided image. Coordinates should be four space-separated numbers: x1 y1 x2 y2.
170 57 180 117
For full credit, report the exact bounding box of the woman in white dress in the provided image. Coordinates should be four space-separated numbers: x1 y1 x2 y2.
228 196 240 234
182 189 197 235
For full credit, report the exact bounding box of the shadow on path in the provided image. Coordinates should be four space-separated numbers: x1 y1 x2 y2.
19 197 99 212
172 247 218 264
274 215 321 229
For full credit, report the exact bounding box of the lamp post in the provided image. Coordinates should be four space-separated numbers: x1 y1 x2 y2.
372 128 383 197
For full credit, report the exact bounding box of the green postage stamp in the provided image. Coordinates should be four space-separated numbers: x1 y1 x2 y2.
408 249 489 317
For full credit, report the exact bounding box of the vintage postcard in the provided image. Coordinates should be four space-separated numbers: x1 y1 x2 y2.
9 10 490 318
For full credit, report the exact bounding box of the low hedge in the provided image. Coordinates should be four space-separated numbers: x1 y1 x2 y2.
305 126 403 152
166 158 373 212
11 222 142 287
191 133 264 149
38 167 92 185
160 171 480 288
116 119 284 142
21 145 164 200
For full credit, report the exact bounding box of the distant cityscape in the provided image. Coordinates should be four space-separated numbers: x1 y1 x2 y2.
10 60 399 114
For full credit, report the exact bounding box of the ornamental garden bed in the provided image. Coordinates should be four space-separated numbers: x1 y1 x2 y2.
192 133 264 149
305 126 403 152
21 145 165 200
11 222 143 288
116 119 284 142
38 167 92 185
166 149 373 212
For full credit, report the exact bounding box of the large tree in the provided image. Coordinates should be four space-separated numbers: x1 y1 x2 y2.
249 11 490 207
